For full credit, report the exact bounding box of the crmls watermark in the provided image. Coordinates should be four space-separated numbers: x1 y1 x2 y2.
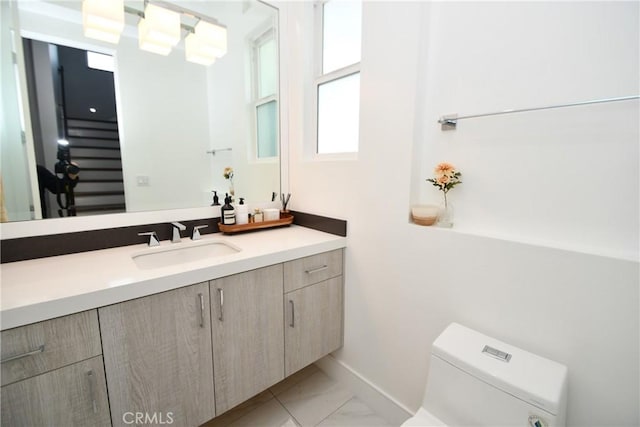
122 412 174 425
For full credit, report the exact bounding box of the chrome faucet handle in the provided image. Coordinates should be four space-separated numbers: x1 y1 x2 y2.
138 231 160 247
171 222 186 243
191 225 209 241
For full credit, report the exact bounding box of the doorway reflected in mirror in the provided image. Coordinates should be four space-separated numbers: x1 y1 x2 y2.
24 39 124 218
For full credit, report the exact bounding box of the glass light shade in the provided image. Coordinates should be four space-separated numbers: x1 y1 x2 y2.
138 18 172 55
185 33 216 66
138 3 180 51
194 20 227 58
82 0 124 44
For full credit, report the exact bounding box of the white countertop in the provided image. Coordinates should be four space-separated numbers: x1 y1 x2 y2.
0 226 346 330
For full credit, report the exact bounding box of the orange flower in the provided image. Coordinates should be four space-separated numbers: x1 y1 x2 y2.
434 162 456 177
437 175 450 185
426 161 462 194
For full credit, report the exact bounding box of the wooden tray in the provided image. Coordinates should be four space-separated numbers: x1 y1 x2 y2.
218 212 294 234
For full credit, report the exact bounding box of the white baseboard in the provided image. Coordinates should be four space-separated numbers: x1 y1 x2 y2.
314 354 413 425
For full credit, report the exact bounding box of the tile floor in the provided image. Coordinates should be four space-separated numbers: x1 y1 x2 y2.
202 364 393 427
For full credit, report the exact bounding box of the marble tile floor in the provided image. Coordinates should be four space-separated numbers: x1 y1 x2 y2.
202 364 394 427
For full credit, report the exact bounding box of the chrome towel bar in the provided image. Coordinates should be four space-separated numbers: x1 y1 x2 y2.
438 95 639 130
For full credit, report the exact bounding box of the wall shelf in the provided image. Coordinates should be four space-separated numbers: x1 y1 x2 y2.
409 221 638 263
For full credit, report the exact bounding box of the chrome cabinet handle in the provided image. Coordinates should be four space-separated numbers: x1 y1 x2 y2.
305 265 328 274
217 288 224 321
87 370 98 414
289 300 295 328
1 344 45 363
198 293 205 328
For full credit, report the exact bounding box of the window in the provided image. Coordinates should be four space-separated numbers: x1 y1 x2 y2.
86 51 114 72
252 29 278 160
315 0 362 155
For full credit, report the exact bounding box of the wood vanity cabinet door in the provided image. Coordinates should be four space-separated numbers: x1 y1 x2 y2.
1 356 111 426
99 283 215 427
210 264 284 415
284 277 343 376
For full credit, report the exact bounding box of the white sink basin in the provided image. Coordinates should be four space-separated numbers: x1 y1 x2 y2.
132 240 241 269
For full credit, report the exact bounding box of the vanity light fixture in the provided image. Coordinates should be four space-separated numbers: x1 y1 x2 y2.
185 20 227 65
185 32 217 66
81 0 227 65
82 0 125 44
138 3 181 55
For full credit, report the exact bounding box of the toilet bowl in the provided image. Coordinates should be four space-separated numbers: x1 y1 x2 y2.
402 323 568 427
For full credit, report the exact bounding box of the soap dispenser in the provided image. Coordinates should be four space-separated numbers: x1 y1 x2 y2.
221 194 236 225
211 190 220 206
236 197 248 225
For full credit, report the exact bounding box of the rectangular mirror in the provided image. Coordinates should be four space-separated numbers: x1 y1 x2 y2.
1 0 280 224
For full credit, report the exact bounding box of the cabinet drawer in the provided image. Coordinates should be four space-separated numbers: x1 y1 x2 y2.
1 310 102 386
1 355 111 427
284 249 343 293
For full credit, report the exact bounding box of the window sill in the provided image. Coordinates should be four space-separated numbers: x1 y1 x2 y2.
311 152 359 162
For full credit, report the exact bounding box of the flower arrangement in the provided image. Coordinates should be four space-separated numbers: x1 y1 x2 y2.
223 167 234 198
223 167 234 180
426 162 462 208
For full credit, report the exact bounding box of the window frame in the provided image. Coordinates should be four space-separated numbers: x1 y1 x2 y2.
312 0 361 159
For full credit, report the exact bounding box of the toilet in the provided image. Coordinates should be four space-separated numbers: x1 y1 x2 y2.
402 323 568 427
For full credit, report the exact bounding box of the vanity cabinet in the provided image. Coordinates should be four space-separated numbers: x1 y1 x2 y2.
1 246 345 426
283 249 344 376
210 264 285 414
99 282 215 427
0 310 110 426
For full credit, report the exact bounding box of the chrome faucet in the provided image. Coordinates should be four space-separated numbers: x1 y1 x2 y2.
191 225 208 240
138 231 160 247
171 222 186 243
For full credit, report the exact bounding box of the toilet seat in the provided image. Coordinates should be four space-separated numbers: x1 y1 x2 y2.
401 408 447 427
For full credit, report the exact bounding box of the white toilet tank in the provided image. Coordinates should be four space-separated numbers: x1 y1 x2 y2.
419 323 568 427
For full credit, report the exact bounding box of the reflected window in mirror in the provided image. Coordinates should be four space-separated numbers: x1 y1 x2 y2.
252 28 278 160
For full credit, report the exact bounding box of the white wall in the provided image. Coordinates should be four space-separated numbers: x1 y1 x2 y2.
1 0 35 221
29 40 62 217
414 1 639 260
116 38 212 212
285 2 639 426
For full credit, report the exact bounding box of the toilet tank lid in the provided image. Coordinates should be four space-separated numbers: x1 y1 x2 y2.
432 323 568 416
